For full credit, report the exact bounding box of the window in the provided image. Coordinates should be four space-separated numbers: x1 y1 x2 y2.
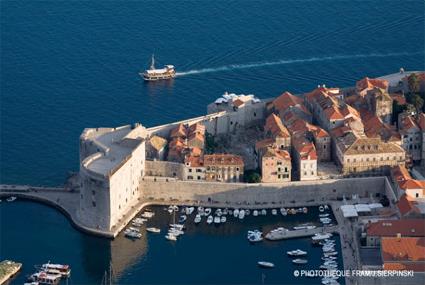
196 168 202 172
198 176 201 180
236 167 240 171
278 174 281 179
187 176 193 180
92 190 95 195
416 193 419 198
278 168 281 172
189 169 192 172
323 145 326 149
311 171 314 175
92 201 96 207
254 112 257 117
284 167 288 172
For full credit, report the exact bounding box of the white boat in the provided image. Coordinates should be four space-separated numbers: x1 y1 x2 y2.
197 206 204 214
194 214 201 224
131 222 142 227
140 211 155 218
178 215 187 223
312 233 332 242
247 230 263 242
281 208 288 216
204 208 212 216
319 213 330 218
253 210 258 216
215 209 222 216
28 272 61 285
141 54 176 81
185 207 195 215
292 258 308 265
207 215 213 224
125 230 142 239
261 209 267 215
6 196 17 202
324 251 338 257
320 218 332 224
165 234 177 241
168 228 184 236
41 262 71 278
324 205 329 210
265 227 289 240
228 210 233 215
303 207 308 213
287 249 307 256
257 261 274 268
319 205 325 212
293 224 316 230
233 209 239 217
322 256 337 261
146 227 160 233
238 209 245 219
271 209 277 215
223 208 229 215
133 217 146 224
221 216 227 223
214 216 221 224
245 209 250 216
169 223 184 230
128 227 140 232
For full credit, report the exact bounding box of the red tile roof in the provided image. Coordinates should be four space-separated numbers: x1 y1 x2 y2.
263 147 291 160
185 155 204 167
233 99 245 108
390 93 407 105
293 137 317 160
391 165 412 186
356 77 389 92
270 91 303 112
418 113 425 131
255 138 276 151
397 194 420 216
381 237 425 263
400 179 425 191
324 106 344 120
170 123 187 138
265 114 290 138
383 262 425 272
367 219 425 237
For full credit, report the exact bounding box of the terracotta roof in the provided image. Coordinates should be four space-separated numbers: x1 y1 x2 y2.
170 123 186 138
337 134 405 155
265 114 290 138
367 219 425 237
188 132 205 143
362 113 400 142
293 137 317 160
356 77 389 92
418 113 425 131
270 91 303 112
383 262 425 272
184 155 204 167
324 106 344 120
400 179 425 191
204 154 244 166
169 137 186 149
233 99 245 108
391 165 412 186
400 116 419 132
190 147 202 157
397 194 419 216
188 123 206 136
263 147 291 160
390 93 407 105
149 135 167 151
255 138 276 151
381 237 425 263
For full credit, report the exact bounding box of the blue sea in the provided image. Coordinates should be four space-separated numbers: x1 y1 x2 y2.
0 0 424 284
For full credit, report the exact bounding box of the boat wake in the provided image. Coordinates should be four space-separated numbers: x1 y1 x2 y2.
175 51 422 76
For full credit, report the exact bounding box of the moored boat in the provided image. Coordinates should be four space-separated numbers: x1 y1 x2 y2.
221 216 227 223
287 249 307 256
238 209 245 219
146 227 161 233
265 227 289 240
292 258 308 265
165 234 177 241
194 214 201 224
6 196 17 202
41 262 71 278
214 216 221 224
271 209 277 215
207 215 213 224
257 261 274 268
28 272 61 285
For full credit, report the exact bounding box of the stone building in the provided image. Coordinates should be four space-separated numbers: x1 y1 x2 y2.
292 135 317 180
264 113 291 150
146 135 167 160
418 113 425 166
398 114 422 163
260 147 291 182
204 154 244 182
267 91 312 123
184 155 205 181
78 124 147 232
333 131 405 176
167 122 205 163
366 219 425 247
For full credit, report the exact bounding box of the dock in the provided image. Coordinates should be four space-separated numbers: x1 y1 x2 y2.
0 260 22 285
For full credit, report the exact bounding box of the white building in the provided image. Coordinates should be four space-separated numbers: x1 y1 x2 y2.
78 124 147 232
399 115 422 162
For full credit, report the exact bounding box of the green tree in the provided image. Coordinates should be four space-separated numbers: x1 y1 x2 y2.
411 94 424 113
407 73 419 94
205 132 217 154
244 170 261 183
392 100 407 124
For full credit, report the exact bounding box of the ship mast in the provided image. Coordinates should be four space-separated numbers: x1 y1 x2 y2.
150 54 155 70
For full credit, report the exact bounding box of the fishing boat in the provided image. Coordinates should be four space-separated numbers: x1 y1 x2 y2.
207 216 213 224
253 210 259 216
271 209 277 215
194 214 201 224
238 209 245 219
214 216 221 224
257 261 275 268
6 196 17 202
292 258 308 265
165 234 177 241
221 216 227 223
41 262 71 278
141 54 176 81
287 249 307 256
28 272 61 285
146 227 161 233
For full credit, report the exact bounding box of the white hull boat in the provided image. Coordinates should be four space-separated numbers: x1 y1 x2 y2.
292 258 308 265
6 196 17 202
253 210 258 216
207 216 213 224
257 261 274 268
271 209 277 215
233 209 239 217
261 209 267 215
214 216 221 224
194 214 201 224
238 209 245 219
146 227 160 233
221 216 227 223
287 249 307 256
165 234 177 241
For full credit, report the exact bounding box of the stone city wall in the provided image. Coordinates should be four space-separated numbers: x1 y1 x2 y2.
145 160 185 180
140 176 395 207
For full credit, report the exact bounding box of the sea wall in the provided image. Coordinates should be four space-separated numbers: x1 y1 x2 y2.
140 176 395 207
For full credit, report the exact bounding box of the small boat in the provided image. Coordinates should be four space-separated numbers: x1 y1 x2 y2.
204 208 212 216
28 272 61 285
293 224 316 230
165 234 177 241
141 54 176 81
146 227 160 233
297 208 303 213
233 209 239 217
228 210 233 216
265 227 289 240
128 227 140 232
253 210 258 216
140 211 155 218
321 256 337 261
271 209 277 215
221 216 227 223
169 223 184 229
178 215 187 223
247 230 263 242
131 222 143 227
223 208 229 215
287 249 307 256
324 251 338 257
324 205 329 210
185 207 195 215
207 216 213 224
125 230 142 239
41 262 71 278
290 208 297 215
168 228 184 236
292 258 308 265
6 196 17 202
281 208 288 216
312 233 332 242
319 205 325 212
257 261 274 268
133 217 146 224
261 209 267 215
194 214 201 224
303 207 308 213
214 216 221 224
24 282 39 285
197 206 204 213
215 209 222 216
320 218 332 224
245 209 250 216
319 213 330 218
238 209 245 219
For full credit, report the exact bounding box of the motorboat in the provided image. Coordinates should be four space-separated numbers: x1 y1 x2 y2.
178 215 187 223
319 205 325 212
194 214 201 224
324 251 338 257
320 218 332 224
41 262 71 278
312 233 332 242
204 208 212 216
165 234 177 241
281 208 288 216
245 209 250 216
169 224 184 230
185 207 195 215
215 209 222 216
265 227 289 240
168 228 184 236
253 210 259 216
233 209 239 217
292 259 308 265
303 207 308 213
271 209 277 215
297 208 303 213
132 221 143 227
214 216 221 224
287 249 307 256
6 196 17 202
146 227 160 233
223 208 229 215
28 272 61 285
141 54 176 81
221 216 227 223
125 230 142 239
168 205 178 214
324 205 329 210
257 261 274 268
319 213 330 218
238 209 245 219
197 206 204 214
247 230 263 242
228 210 233 216
293 224 316 230
140 211 155 218
290 208 297 215
128 227 140 232
133 217 146 224
207 216 213 224
261 209 267 215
